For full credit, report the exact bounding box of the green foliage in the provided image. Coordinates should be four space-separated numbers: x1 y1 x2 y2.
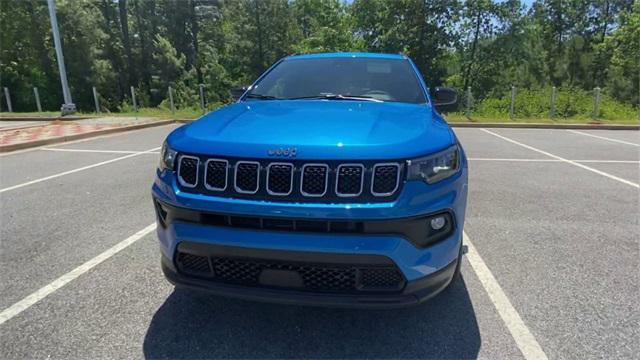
452 87 638 121
0 0 637 122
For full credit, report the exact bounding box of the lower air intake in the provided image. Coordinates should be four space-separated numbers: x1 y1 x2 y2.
175 251 405 294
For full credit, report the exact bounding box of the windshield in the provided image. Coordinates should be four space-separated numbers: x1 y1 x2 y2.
246 57 427 104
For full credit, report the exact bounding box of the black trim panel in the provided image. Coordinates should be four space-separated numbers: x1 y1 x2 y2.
154 200 455 248
178 242 395 265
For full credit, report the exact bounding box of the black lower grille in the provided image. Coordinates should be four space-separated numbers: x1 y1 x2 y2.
176 252 405 293
177 252 211 275
360 268 404 289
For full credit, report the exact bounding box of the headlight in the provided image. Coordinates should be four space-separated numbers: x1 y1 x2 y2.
159 141 177 171
407 145 460 184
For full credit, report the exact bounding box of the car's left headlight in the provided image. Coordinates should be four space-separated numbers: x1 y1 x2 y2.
407 145 460 184
159 141 177 171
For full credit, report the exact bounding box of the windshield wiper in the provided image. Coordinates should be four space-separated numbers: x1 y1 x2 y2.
288 94 383 102
245 93 281 100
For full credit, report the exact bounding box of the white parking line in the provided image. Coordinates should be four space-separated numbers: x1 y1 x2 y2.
0 146 160 194
0 223 156 326
567 130 640 147
481 129 639 188
575 159 639 164
468 158 639 164
464 232 548 360
41 148 160 155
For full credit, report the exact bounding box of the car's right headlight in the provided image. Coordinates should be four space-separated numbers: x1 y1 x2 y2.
159 141 177 171
406 145 460 184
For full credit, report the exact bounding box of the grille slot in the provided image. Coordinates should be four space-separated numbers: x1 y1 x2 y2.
335 164 365 197
234 161 260 194
177 155 199 188
371 163 401 196
204 159 228 191
301 164 329 197
266 163 294 196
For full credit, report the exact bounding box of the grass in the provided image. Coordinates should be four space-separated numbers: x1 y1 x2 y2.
0 107 207 120
443 112 640 125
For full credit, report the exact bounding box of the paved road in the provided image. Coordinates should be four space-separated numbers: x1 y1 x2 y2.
0 125 638 359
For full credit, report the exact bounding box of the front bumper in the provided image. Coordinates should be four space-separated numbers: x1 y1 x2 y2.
161 249 458 308
151 157 467 307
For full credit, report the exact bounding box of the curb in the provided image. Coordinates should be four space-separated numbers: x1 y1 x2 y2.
0 119 175 153
0 116 95 122
447 122 639 130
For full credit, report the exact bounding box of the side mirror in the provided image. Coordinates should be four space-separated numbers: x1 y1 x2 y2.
230 86 248 101
431 87 457 107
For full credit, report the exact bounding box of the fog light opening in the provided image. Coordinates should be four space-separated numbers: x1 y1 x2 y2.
430 216 446 231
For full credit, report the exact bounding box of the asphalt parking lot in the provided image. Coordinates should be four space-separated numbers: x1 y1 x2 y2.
0 124 638 359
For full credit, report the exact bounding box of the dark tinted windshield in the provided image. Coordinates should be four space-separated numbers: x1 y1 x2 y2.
247 57 427 104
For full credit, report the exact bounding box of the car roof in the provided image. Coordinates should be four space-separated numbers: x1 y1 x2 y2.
285 52 407 60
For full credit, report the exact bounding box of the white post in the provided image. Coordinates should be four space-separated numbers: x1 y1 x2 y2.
3 87 12 112
550 86 557 119
465 86 472 118
168 86 175 115
34 87 42 112
509 85 516 119
92 86 101 114
593 87 601 119
130 86 138 112
199 84 205 113
47 0 75 114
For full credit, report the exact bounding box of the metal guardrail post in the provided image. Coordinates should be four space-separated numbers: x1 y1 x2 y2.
509 85 516 120
593 87 601 119
465 87 472 117
3 87 13 112
130 86 138 112
92 86 101 114
34 87 42 112
47 0 75 114
168 86 176 115
199 84 206 113
550 86 557 119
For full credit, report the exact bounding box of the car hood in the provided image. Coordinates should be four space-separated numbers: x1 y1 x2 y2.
168 100 454 160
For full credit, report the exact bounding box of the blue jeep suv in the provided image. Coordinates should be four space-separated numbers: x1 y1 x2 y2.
152 52 468 308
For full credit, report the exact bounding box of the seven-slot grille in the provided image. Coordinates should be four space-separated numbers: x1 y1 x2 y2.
177 155 402 200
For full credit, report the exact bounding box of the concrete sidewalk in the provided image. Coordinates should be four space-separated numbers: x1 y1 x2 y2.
0 117 171 152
